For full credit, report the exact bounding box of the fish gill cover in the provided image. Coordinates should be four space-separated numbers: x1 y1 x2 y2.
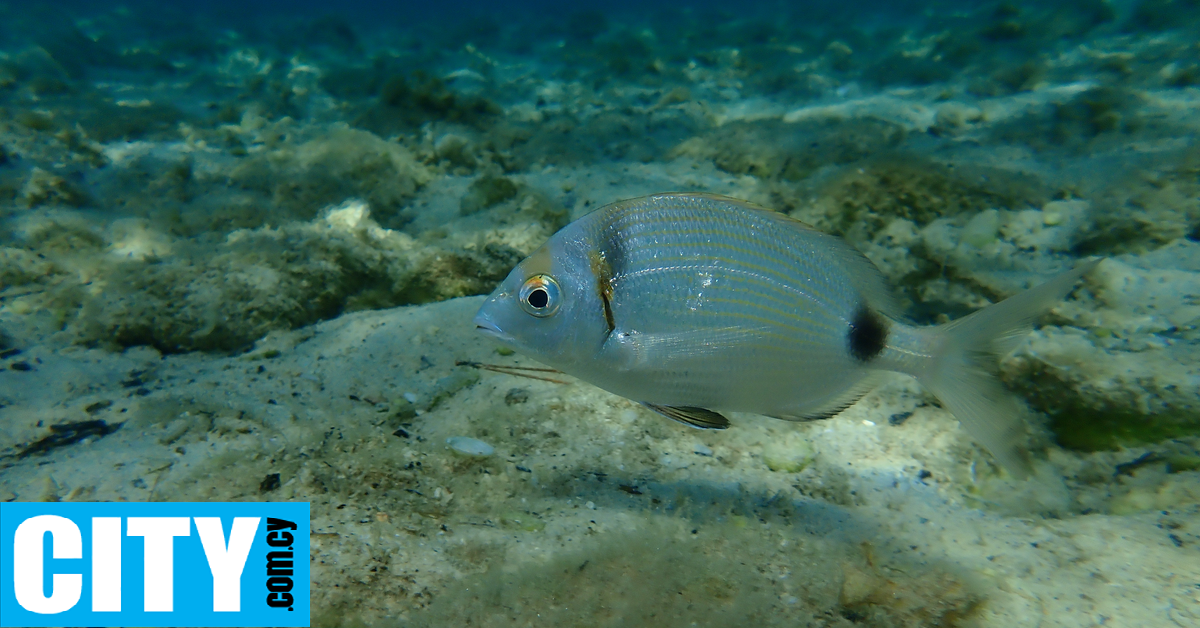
0 0 1198 627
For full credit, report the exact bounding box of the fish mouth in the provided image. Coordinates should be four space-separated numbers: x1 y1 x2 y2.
475 323 502 338
472 313 509 341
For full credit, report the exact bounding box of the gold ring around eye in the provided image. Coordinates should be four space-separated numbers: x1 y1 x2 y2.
519 274 561 317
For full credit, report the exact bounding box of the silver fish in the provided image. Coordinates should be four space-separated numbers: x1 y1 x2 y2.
474 193 1097 476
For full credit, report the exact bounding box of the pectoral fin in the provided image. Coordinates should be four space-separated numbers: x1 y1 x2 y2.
642 403 730 430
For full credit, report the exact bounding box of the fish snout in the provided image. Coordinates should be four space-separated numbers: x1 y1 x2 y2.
473 309 506 340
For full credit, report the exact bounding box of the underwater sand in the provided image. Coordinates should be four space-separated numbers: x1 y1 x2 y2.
1 2 1198 626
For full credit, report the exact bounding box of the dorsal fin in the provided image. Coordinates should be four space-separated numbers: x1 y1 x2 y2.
642 403 730 430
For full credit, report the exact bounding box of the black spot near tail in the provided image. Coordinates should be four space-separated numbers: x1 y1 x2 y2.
848 306 888 362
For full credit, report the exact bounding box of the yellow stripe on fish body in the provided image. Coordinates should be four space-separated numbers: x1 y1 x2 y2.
474 192 1101 476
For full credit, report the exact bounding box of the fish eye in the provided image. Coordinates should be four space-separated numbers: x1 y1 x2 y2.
519 275 561 317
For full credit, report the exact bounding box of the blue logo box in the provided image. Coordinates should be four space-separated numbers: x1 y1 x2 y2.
0 502 309 627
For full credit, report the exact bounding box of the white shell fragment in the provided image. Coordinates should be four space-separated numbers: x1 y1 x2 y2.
446 436 494 457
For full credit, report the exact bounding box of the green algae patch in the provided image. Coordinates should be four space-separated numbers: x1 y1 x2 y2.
1071 146 1200 255
1011 358 1200 452
990 86 1156 152
19 168 91 208
802 154 1052 243
396 243 526 305
345 70 501 137
0 247 56 287
460 173 518 215
1167 455 1200 473
8 192 528 353
670 118 906 182
51 201 424 353
1046 404 1200 452
223 126 434 227
73 99 187 143
496 510 544 532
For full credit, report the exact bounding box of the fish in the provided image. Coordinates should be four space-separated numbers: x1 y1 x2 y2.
473 193 1098 477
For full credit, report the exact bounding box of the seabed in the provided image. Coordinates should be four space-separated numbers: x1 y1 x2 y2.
1 2 1198 626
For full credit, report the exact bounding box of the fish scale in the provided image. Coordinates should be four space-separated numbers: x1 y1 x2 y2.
600 204 852 326
581 198 870 413
475 193 1100 476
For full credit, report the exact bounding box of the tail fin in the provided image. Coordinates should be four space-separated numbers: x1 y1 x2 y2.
916 260 1100 478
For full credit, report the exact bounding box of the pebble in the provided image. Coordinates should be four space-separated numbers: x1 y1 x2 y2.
961 209 1000 248
445 436 494 457
763 439 816 473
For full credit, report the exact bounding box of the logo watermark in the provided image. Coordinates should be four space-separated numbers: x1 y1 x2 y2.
0 502 309 627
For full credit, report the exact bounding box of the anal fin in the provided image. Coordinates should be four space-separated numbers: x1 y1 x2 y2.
769 374 880 423
642 403 730 430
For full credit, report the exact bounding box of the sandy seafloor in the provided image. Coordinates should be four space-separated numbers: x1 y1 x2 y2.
1 1 1199 626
